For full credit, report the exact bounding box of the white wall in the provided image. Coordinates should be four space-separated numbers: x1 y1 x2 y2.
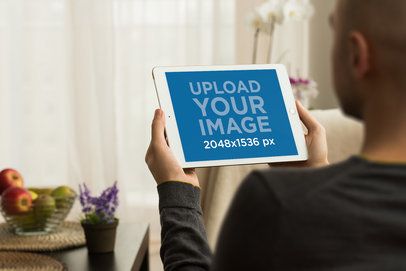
309 0 338 109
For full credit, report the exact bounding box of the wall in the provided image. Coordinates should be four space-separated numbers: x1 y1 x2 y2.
309 0 338 109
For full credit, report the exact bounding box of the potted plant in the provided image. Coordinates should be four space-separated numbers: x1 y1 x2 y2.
78 181 119 253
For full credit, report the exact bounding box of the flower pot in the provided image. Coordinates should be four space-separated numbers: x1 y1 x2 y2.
81 220 118 253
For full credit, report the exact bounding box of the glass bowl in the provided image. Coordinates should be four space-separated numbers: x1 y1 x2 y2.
0 188 76 236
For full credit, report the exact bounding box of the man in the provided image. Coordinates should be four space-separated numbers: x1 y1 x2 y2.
146 0 406 270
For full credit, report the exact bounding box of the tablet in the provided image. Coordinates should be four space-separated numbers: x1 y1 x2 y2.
152 64 308 168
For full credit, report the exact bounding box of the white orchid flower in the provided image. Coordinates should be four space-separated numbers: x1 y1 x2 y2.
248 0 316 65
283 0 315 22
246 9 274 34
246 10 265 30
257 0 286 25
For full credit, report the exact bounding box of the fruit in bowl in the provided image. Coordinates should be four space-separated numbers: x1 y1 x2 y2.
0 183 76 235
0 168 24 195
1 187 32 215
51 185 75 208
34 194 56 223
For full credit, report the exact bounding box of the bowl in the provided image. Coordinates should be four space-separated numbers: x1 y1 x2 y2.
0 187 76 236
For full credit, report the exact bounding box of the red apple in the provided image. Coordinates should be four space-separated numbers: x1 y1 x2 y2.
1 187 32 215
0 168 24 195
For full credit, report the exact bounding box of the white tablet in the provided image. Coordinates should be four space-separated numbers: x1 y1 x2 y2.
152 64 308 168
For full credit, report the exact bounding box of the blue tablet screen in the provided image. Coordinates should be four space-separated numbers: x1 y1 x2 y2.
165 69 298 162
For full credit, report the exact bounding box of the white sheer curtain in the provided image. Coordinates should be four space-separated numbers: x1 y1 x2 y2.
113 0 236 240
0 0 236 241
0 0 312 242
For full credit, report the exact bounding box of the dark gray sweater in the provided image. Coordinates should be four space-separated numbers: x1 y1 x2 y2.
158 157 406 270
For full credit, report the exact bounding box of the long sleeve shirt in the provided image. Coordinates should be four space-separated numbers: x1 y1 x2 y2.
158 157 406 270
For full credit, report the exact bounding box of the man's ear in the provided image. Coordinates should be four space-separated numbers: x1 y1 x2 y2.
348 31 370 79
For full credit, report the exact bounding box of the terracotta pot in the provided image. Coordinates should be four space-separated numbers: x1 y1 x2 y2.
81 220 118 253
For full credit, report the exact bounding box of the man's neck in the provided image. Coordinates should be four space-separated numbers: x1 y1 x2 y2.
361 93 406 162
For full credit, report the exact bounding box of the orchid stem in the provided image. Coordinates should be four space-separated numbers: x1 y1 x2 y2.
267 19 276 63
252 27 260 64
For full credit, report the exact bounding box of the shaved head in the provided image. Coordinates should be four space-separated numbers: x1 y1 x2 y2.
337 0 406 75
332 0 406 119
339 0 406 34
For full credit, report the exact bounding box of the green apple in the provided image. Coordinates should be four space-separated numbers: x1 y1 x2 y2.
51 185 74 197
34 194 56 223
51 185 74 209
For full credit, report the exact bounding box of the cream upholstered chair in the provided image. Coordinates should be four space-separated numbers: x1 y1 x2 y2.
196 108 364 249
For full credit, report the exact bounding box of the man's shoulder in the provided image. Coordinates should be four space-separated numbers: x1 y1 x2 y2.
219 156 406 269
241 157 364 208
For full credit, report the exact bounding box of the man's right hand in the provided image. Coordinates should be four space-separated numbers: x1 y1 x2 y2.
271 101 329 168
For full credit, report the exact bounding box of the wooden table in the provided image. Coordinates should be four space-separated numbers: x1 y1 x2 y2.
47 222 149 271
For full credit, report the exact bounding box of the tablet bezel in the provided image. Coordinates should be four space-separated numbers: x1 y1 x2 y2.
152 64 308 168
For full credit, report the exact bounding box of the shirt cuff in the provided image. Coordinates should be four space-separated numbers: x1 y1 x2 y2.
158 181 201 213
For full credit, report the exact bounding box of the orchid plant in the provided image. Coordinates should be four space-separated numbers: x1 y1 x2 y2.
79 181 119 224
289 76 318 108
247 0 314 64
248 0 317 108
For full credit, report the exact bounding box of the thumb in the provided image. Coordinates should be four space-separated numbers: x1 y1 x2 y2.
151 109 166 144
296 100 319 132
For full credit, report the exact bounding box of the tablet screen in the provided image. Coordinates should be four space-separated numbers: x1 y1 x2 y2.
165 69 298 163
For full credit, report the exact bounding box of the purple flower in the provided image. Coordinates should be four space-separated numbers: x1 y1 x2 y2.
298 78 310 85
289 77 297 85
78 181 119 224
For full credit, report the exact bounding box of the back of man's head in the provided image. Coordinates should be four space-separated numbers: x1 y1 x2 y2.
341 0 406 74
333 0 406 119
